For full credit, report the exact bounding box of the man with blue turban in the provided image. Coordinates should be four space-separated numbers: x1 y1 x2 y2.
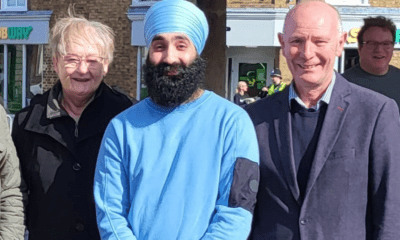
94 0 260 239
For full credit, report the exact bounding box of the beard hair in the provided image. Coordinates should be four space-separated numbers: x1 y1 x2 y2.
143 56 207 107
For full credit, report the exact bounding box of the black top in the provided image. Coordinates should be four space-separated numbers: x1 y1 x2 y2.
290 100 327 198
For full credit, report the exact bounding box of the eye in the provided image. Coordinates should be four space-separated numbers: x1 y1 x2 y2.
315 40 328 46
290 39 302 44
151 42 165 51
64 56 79 63
177 43 187 50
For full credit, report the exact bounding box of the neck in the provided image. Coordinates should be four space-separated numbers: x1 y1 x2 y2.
61 90 95 118
184 88 204 104
294 78 331 108
360 62 389 76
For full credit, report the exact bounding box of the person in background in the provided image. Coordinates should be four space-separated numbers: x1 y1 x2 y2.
234 80 251 107
342 16 400 108
267 68 286 96
246 1 400 239
258 86 269 99
11 9 134 240
94 0 259 239
0 104 25 239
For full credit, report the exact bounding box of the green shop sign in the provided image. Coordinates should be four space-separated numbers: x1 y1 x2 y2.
0 26 33 40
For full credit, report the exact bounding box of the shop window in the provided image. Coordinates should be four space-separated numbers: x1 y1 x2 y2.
0 44 43 113
344 49 359 72
138 46 148 100
325 0 369 5
238 63 267 98
6 45 23 113
26 45 43 102
0 0 27 11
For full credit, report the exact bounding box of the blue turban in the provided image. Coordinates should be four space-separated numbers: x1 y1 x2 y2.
144 0 209 54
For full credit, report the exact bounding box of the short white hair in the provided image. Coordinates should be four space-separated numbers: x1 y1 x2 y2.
50 7 115 63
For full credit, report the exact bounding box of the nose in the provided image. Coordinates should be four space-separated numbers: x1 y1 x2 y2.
300 41 315 59
373 43 385 51
76 60 89 74
162 46 179 65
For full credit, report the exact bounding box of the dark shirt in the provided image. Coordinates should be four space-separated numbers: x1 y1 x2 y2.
234 93 249 107
342 64 400 109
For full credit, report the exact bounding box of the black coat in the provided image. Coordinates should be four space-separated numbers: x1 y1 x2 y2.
12 82 135 240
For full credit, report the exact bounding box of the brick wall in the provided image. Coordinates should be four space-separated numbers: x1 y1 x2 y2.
29 0 138 98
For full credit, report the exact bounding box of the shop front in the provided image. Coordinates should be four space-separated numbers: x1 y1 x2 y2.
226 6 400 101
0 11 52 115
226 8 286 100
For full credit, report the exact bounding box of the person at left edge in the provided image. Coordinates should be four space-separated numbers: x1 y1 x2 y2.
94 0 259 239
0 105 25 239
11 9 135 240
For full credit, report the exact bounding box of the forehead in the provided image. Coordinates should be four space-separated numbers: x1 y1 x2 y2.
284 3 338 37
363 26 393 41
66 40 101 56
64 26 103 56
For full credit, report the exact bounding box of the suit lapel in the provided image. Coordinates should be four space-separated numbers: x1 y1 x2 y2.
304 73 351 197
273 88 301 205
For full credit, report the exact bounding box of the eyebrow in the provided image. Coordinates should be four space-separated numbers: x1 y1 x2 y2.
152 34 190 43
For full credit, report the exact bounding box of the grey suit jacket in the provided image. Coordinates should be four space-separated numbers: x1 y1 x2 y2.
246 73 400 240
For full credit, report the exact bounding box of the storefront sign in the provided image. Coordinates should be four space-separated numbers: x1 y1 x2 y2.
0 26 33 40
347 27 360 44
347 27 400 44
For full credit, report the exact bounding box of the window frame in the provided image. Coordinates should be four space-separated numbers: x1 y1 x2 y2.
0 0 28 12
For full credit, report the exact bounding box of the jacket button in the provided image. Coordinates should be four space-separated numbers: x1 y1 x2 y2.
76 223 85 232
73 163 81 171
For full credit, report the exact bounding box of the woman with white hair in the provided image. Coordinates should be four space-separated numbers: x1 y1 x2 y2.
11 9 134 240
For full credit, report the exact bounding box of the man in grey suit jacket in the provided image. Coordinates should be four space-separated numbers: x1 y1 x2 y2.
246 1 400 239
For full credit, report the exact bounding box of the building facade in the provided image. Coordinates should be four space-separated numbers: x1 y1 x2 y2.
1 0 139 116
0 0 51 113
3 0 399 114
2 0 225 118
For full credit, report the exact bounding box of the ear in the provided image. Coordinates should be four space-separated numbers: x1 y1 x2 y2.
278 33 286 57
53 56 59 74
103 59 109 76
336 31 348 57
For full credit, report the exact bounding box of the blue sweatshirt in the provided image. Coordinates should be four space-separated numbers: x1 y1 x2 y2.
94 90 259 240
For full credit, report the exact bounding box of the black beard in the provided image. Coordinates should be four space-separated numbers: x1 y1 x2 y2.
144 57 207 107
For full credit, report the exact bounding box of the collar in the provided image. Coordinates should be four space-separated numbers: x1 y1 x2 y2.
46 81 104 119
289 72 336 111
